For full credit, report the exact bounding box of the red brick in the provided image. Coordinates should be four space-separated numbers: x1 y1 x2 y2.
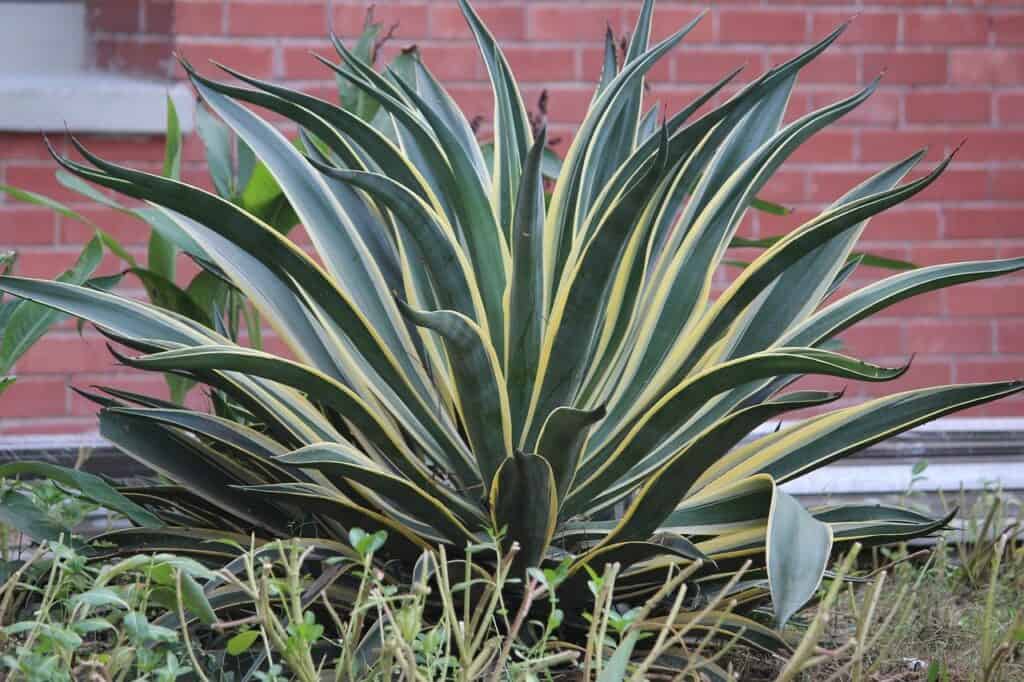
905 12 990 45
997 93 1024 123
852 0 944 5
180 134 208 164
648 86 722 120
646 7 715 43
581 49 613 83
525 87 593 124
504 47 577 83
174 253 204 287
73 135 170 164
174 42 274 79
947 282 1024 316
413 44 483 81
992 168 1024 201
527 4 623 42
789 130 857 164
90 0 143 33
174 0 224 34
953 130 1024 162
0 208 57 245
772 50 857 84
993 13 1024 45
866 208 942 241
921 169 991 202
3 165 82 204
429 3 525 41
782 93 814 124
881 290 944 317
333 3 429 40
0 377 68 418
997 320 1024 353
760 170 807 203
645 48 674 83
16 336 118 374
675 50 760 84
718 10 807 44
906 91 991 124
144 0 175 33
808 170 880 203
60 208 151 246
812 12 899 45
860 131 961 163
910 244 1002 266
811 89 901 127
757 208 815 238
281 42 336 80
863 51 948 85
838 321 906 357
906 319 994 354
447 84 493 120
97 37 175 78
951 50 1024 85
546 125 576 157
999 243 1024 260
853 244 915 270
946 207 1023 239
228 1 327 37
0 134 63 161
956 359 1024 384
10 249 129 279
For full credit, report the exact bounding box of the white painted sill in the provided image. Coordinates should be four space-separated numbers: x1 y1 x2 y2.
3 418 1023 499
0 73 195 134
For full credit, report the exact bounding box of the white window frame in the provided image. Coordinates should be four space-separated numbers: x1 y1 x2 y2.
0 0 193 133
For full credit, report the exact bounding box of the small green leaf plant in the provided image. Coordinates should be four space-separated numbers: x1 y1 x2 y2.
0 237 114 397
0 537 214 682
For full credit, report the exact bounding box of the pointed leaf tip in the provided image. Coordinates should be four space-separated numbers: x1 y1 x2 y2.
42 134 62 161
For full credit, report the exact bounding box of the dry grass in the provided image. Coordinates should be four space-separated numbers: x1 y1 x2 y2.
725 491 1024 681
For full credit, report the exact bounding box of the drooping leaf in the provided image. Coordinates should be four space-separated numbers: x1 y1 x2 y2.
490 452 557 572
0 462 162 528
767 489 833 627
0 234 104 373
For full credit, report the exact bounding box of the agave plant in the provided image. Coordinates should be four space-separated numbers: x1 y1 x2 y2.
2 0 1022 659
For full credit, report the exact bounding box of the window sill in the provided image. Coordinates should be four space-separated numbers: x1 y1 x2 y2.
0 72 194 134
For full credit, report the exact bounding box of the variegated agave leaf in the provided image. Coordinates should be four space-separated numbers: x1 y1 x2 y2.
2 0 1021 646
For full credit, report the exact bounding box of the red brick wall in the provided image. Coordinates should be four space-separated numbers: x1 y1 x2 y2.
2 0 1023 434
89 0 176 77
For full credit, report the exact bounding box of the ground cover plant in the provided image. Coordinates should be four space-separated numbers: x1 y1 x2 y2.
1 0 1024 676
0 481 1020 680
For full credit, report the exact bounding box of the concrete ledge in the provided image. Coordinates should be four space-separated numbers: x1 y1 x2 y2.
2 419 1023 498
0 73 195 134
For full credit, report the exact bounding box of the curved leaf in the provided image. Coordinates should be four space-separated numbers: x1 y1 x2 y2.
536 404 606 506
489 452 557 573
767 490 833 627
0 462 162 528
396 299 511 490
